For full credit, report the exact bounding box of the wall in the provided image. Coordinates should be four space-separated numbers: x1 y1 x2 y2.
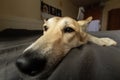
61 0 78 18
0 0 41 19
43 0 78 18
0 0 78 31
101 0 120 31
0 0 41 31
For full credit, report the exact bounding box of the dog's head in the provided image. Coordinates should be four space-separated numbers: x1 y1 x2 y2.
16 17 92 78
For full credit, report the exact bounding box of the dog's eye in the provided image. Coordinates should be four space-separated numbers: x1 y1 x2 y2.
64 27 75 33
43 26 48 31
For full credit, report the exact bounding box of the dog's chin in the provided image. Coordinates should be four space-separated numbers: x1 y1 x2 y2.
20 68 43 77
19 64 57 79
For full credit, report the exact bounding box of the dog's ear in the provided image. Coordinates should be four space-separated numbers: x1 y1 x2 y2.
77 16 93 31
77 17 92 43
44 18 49 23
77 16 92 26
85 16 93 23
44 19 47 23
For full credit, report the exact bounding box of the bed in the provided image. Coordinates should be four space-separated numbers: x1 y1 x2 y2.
0 29 120 80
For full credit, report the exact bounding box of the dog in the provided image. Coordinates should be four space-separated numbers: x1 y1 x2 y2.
16 16 117 79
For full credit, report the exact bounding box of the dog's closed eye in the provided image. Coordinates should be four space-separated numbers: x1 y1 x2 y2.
63 27 75 33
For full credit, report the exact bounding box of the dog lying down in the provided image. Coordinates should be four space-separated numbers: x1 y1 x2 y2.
16 17 117 79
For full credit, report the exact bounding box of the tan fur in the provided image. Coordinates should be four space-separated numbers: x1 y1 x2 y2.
24 16 117 76
78 16 92 31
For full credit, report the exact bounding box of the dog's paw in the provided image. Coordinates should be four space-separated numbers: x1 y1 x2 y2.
98 38 117 46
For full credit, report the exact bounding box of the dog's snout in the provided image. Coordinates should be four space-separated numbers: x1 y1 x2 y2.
16 51 47 76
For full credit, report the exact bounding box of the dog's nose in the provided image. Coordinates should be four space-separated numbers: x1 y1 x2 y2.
16 51 47 76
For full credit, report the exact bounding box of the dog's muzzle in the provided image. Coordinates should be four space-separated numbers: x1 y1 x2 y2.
16 50 47 76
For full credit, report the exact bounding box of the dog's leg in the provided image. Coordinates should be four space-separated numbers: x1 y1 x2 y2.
87 34 117 46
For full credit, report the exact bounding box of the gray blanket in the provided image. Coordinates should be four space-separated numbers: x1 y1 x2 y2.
0 30 120 80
